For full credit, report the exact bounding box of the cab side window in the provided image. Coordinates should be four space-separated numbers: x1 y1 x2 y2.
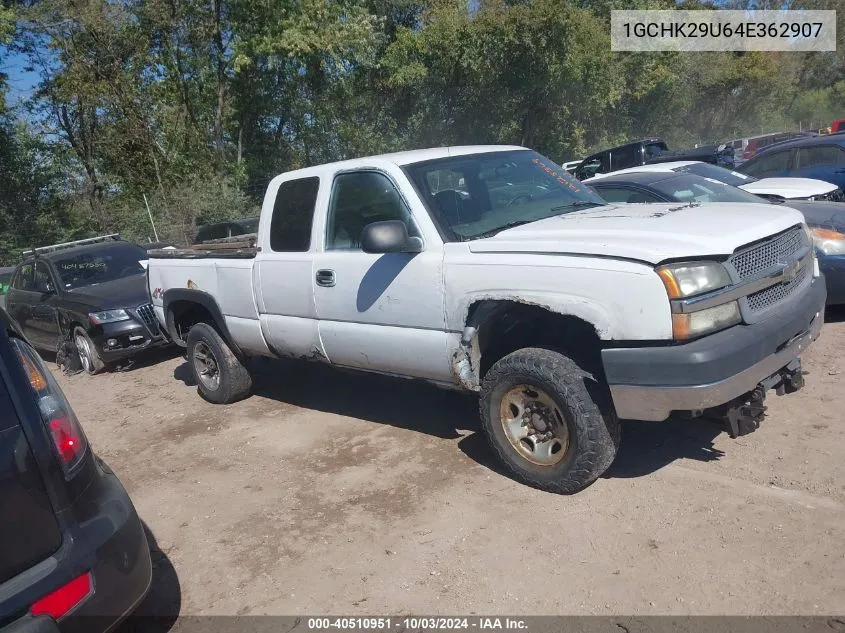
269 177 321 252
33 262 54 294
11 264 34 291
796 145 843 168
743 150 792 177
326 171 419 250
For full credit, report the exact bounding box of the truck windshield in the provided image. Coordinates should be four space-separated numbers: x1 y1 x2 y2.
53 244 148 290
404 150 606 241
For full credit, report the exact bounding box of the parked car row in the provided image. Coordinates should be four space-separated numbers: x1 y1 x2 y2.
569 125 845 196
737 132 845 192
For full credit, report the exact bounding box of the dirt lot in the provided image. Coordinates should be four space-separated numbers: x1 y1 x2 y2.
53 311 845 620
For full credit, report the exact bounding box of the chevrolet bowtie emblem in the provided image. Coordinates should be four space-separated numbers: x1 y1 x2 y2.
781 259 800 284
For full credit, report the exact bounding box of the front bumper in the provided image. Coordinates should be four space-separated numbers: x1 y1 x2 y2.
820 254 845 306
603 277 826 421
89 318 168 362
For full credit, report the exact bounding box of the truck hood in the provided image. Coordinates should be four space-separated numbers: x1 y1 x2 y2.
467 202 806 264
739 178 837 199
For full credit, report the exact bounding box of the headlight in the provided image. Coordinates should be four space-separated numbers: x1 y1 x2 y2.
672 301 741 340
88 309 131 325
809 227 845 255
656 261 732 298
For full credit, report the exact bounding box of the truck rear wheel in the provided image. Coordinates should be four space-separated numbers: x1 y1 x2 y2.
186 323 252 404
479 347 620 494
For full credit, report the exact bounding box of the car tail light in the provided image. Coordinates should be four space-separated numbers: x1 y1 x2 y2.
30 572 93 619
11 338 89 477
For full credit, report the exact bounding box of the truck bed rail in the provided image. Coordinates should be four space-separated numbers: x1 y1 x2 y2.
147 233 258 259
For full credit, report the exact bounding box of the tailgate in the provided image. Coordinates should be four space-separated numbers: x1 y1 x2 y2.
0 370 61 584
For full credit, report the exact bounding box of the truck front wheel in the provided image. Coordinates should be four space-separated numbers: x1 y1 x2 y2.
186 323 252 404
479 347 620 494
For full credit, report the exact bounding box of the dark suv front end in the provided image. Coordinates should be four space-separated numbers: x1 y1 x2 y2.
0 310 152 633
85 302 167 363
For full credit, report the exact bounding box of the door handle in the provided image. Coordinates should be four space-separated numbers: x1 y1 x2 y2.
315 269 336 287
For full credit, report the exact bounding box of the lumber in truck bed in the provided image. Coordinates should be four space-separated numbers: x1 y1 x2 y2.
147 233 259 259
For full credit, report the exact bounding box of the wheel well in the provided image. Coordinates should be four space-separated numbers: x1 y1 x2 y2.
167 300 216 346
471 301 604 380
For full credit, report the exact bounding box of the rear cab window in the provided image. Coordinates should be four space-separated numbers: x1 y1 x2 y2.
269 177 321 252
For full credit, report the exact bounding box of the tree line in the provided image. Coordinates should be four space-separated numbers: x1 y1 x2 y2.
0 0 843 263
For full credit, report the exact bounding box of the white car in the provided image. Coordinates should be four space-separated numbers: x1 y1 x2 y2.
146 145 825 494
585 160 843 201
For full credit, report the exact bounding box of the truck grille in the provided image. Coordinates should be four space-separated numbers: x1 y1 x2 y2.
136 303 161 335
726 225 812 318
746 262 810 312
726 225 806 281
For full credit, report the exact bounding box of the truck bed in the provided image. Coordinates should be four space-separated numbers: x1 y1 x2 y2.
148 233 258 259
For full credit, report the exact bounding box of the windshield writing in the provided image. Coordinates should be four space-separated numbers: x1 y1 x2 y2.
55 245 147 290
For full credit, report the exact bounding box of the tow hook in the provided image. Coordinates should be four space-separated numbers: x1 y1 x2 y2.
775 360 805 395
723 388 767 438
720 359 806 439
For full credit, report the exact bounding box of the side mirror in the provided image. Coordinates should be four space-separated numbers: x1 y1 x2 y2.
360 220 422 254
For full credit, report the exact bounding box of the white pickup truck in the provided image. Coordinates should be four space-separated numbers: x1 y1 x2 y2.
147 145 826 494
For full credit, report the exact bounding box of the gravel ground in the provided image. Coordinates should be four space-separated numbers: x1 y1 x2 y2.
51 311 845 622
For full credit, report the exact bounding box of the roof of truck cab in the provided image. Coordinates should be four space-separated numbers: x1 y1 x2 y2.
273 145 529 180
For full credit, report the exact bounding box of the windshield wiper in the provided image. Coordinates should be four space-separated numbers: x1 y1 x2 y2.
470 220 533 240
549 201 604 214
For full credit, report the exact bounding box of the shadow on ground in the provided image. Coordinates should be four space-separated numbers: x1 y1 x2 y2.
176 356 480 440
605 415 725 478
175 356 728 484
117 521 181 633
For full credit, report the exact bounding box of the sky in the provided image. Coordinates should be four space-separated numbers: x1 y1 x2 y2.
1 48 39 107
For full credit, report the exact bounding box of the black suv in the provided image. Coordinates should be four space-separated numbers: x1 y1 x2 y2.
0 307 151 632
4 236 168 374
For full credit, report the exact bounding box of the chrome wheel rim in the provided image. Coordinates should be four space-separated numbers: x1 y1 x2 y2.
193 341 220 391
75 334 92 373
499 384 570 466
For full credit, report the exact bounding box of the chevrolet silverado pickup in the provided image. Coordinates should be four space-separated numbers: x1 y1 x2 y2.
146 145 826 494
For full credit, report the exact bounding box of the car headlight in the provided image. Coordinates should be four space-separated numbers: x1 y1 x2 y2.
809 227 845 255
656 261 732 298
671 301 742 340
88 309 131 325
